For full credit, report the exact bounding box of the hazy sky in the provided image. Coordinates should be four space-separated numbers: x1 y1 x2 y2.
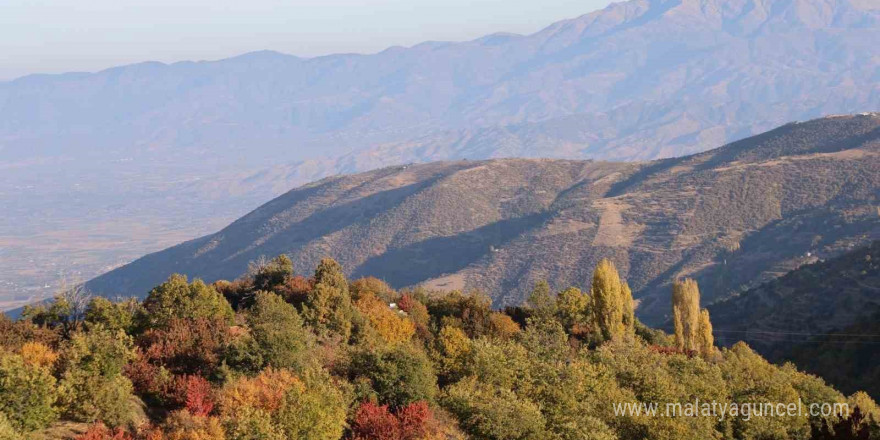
2 0 615 80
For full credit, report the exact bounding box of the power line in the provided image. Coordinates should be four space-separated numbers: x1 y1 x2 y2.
714 329 880 338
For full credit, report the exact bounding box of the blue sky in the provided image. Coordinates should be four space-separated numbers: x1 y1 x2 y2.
2 0 614 80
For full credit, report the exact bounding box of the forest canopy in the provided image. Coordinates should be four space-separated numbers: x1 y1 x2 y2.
1 255 878 440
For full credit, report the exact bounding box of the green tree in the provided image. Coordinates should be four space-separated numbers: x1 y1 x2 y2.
556 286 592 338
351 344 437 408
0 353 58 432
274 369 347 440
84 297 140 334
223 407 284 440
247 291 312 372
302 259 354 341
0 412 22 440
250 254 294 292
442 376 547 440
142 274 234 329
591 259 625 341
528 280 556 320
57 326 140 427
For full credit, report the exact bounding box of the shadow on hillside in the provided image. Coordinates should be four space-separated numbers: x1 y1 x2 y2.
353 212 550 288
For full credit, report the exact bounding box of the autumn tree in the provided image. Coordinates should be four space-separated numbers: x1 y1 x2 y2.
355 292 416 346
591 259 632 341
302 258 354 341
135 318 231 379
556 286 592 338
351 400 433 440
672 278 714 356
142 274 234 329
0 353 58 432
22 283 92 336
697 309 715 358
621 282 635 335
487 312 520 340
442 377 547 440
397 294 431 341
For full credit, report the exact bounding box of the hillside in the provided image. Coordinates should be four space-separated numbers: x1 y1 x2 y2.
3 0 880 303
7 255 878 440
87 114 880 324
709 240 880 396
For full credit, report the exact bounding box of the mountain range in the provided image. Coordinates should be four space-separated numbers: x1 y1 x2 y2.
2 0 879 304
710 240 880 396
86 114 880 324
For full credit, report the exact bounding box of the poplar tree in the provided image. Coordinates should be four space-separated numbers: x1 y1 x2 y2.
672 279 700 352
697 308 715 358
672 278 714 357
621 282 635 335
591 259 624 341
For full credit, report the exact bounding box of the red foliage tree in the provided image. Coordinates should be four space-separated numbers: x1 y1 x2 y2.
397 401 432 440
184 375 214 416
352 401 400 440
137 318 231 377
351 400 433 440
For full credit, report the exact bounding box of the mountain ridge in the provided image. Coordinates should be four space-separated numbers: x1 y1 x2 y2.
3 0 878 302
86 114 880 324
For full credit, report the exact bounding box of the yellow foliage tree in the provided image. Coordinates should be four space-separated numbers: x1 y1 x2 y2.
591 259 626 341
355 293 415 346
488 312 520 340
19 341 58 369
217 368 303 416
672 279 715 357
